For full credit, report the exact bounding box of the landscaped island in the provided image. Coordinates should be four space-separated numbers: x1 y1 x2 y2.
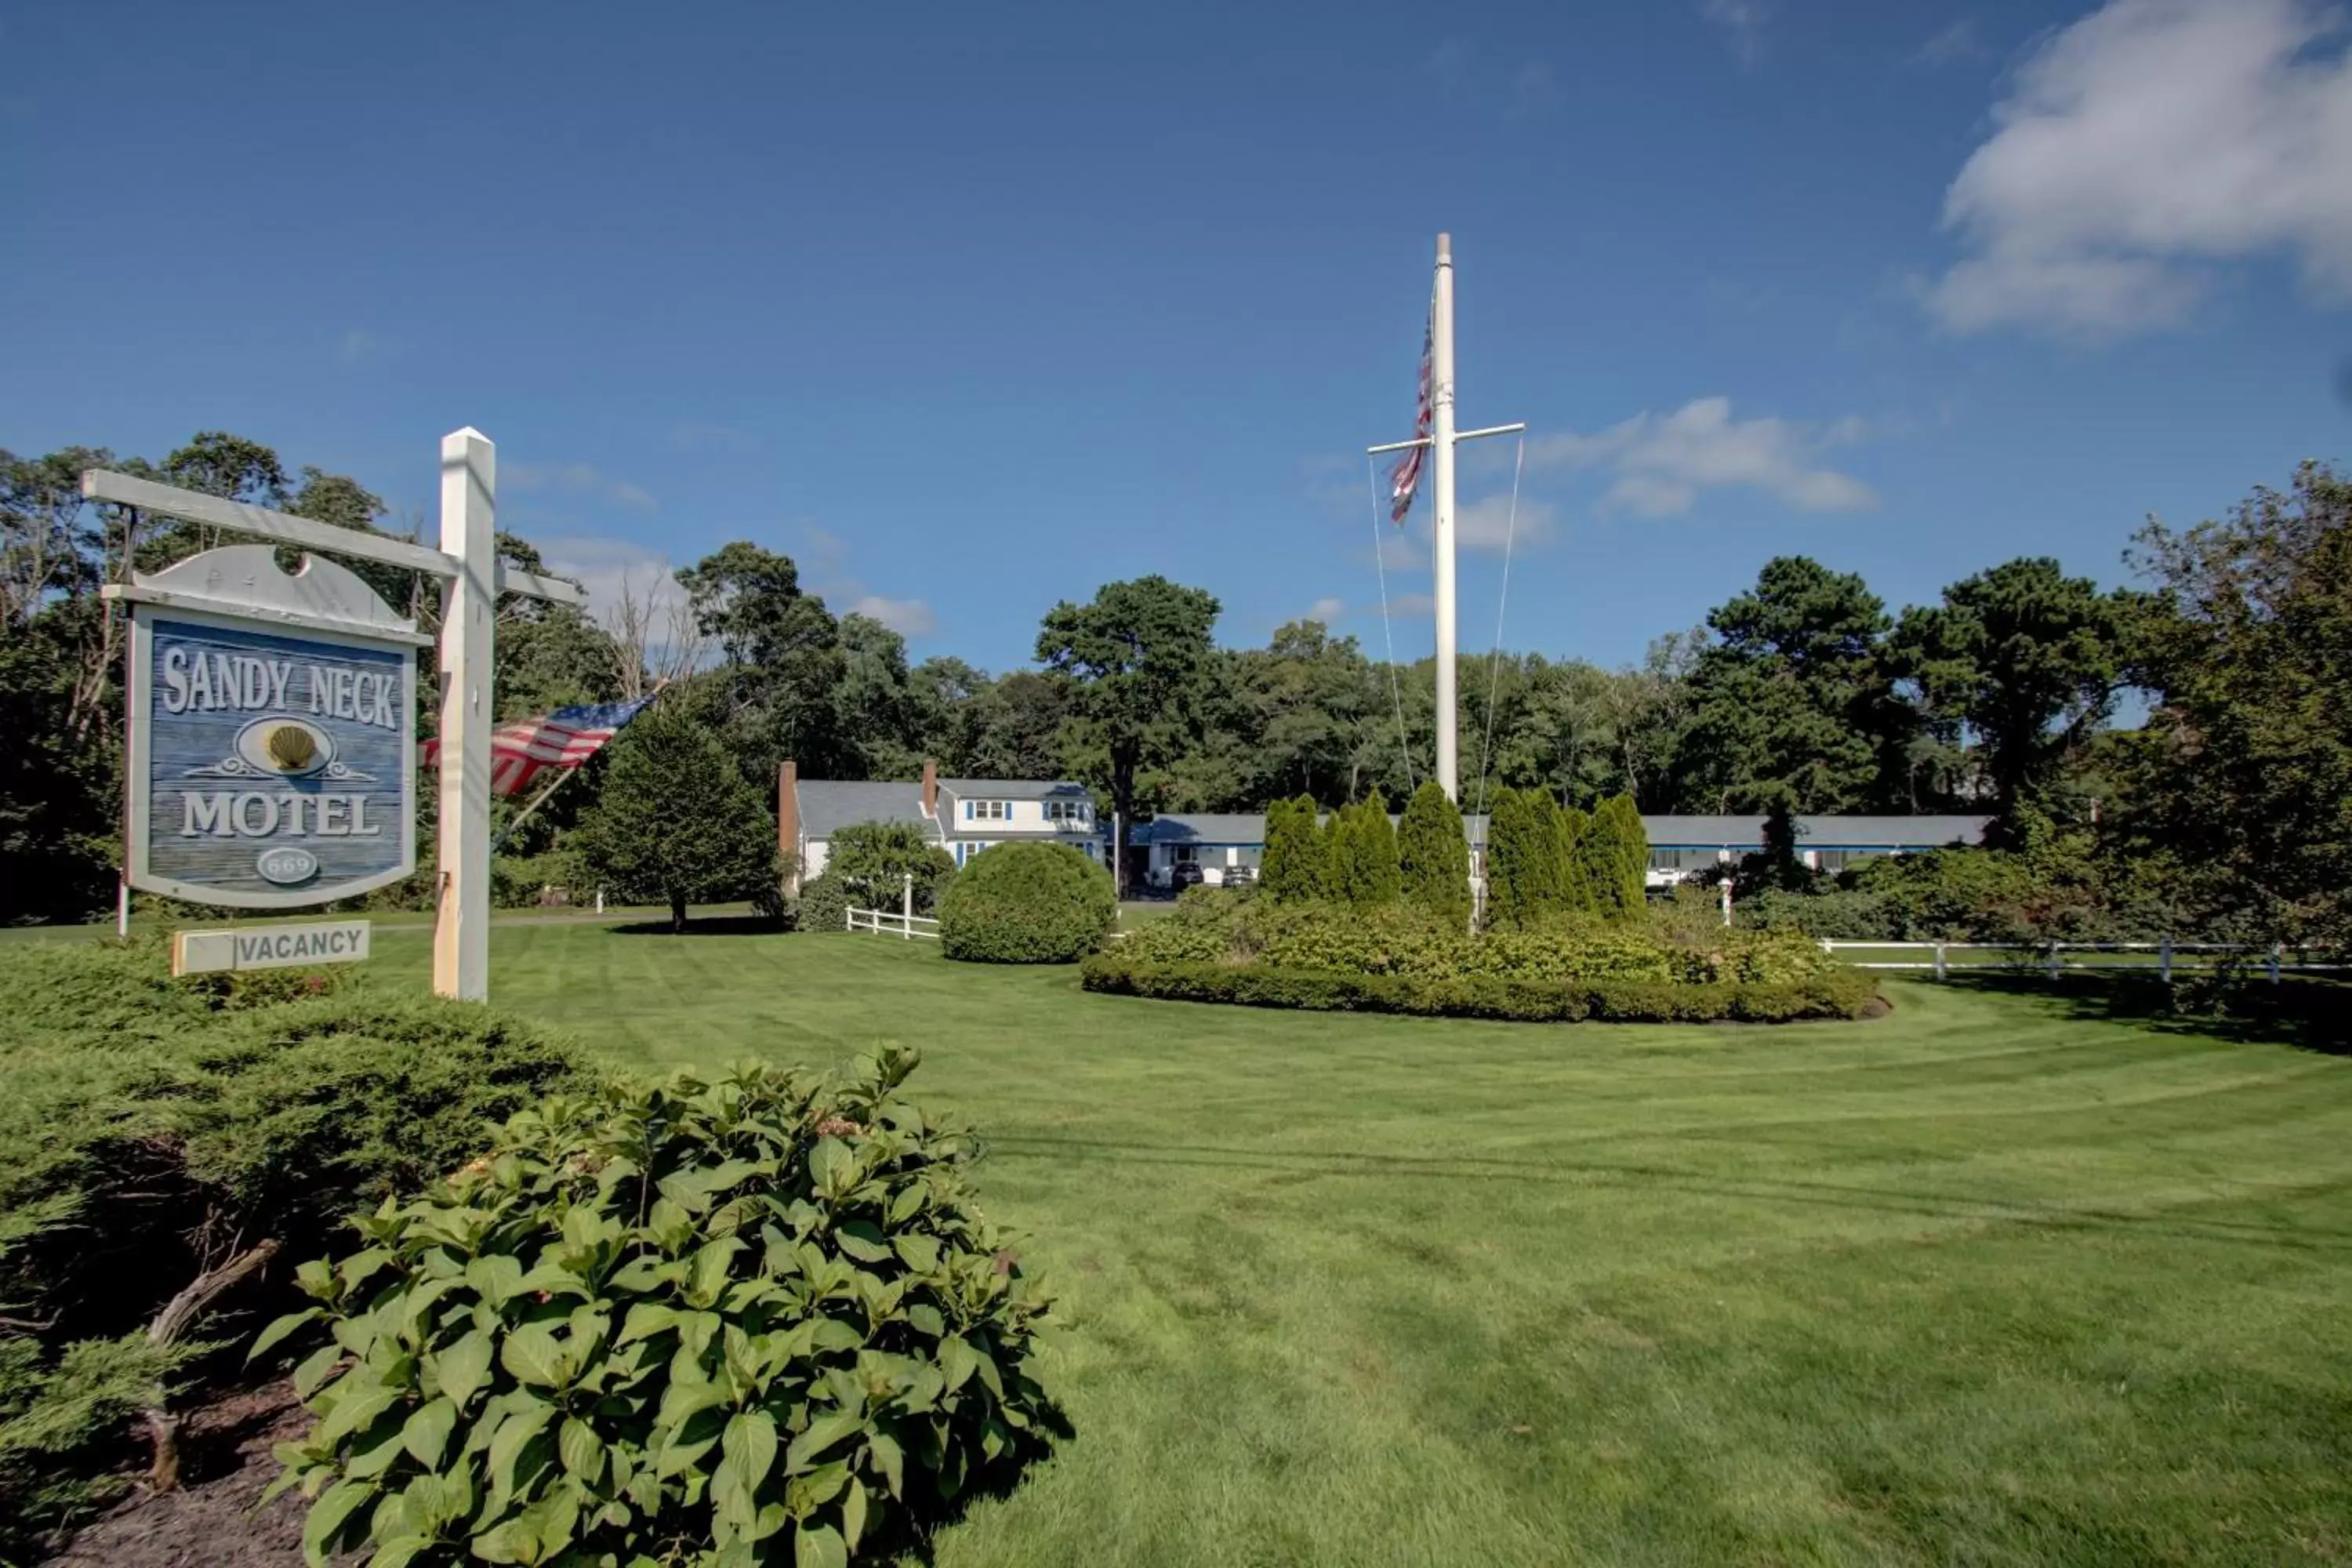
1084 896 1878 1023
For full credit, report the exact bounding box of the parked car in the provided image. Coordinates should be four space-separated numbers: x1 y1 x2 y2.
1221 863 1258 888
1170 862 1206 889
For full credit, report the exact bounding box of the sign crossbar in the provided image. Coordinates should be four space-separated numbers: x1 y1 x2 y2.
81 470 586 606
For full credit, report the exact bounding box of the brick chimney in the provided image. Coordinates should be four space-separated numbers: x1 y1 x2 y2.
921 758 938 820
778 760 800 893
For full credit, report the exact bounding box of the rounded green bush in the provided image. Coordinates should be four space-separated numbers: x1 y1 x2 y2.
261 1049 1061 1567
795 870 850 935
937 843 1115 964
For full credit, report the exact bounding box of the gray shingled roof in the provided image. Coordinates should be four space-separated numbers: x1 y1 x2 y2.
936 778 1091 803
797 781 938 842
1643 815 1990 848
1132 810 1989 851
1129 813 1269 845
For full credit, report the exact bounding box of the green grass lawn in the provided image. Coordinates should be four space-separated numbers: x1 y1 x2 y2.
303 921 2352 1566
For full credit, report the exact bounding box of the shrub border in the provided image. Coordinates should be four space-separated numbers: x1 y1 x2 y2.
1080 952 1880 1024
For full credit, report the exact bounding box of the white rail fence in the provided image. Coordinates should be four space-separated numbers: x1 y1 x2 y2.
1820 939 2345 983
846 905 938 941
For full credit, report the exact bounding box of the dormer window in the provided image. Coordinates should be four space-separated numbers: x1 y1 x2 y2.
964 799 1009 822
1045 800 1090 823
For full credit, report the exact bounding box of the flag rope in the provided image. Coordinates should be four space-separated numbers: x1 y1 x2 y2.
1471 434 1527 826
1367 453 1417 793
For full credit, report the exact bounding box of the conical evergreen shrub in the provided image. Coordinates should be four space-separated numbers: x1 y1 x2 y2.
1397 780 1471 927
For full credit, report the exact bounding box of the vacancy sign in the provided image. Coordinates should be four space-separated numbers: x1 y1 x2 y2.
173 920 372 976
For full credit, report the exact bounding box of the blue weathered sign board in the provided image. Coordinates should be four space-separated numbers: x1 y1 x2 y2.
124 557 420 909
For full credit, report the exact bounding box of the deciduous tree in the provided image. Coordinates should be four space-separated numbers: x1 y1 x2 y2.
2121 463 2352 945
1035 576 1221 882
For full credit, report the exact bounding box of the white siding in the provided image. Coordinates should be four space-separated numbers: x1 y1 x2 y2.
942 797 1096 836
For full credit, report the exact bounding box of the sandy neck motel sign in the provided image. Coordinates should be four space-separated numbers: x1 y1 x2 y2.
118 543 429 909
89 433 584 999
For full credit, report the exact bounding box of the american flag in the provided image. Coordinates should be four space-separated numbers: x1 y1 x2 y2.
420 695 656 797
1387 314 1433 524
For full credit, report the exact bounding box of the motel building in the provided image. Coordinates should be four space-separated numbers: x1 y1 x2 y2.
1133 811 1991 890
771 760 1987 898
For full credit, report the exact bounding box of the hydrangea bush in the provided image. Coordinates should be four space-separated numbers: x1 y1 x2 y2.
257 1048 1059 1567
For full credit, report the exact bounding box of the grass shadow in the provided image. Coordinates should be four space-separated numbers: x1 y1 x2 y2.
871 1403 1078 1566
1938 971 2352 1057
606 914 789 938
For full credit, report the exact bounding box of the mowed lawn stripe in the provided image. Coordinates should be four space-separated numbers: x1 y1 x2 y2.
351 924 2352 1565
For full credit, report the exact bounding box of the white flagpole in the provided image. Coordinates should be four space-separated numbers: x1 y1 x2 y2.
1430 234 1460 802
1364 234 1523 809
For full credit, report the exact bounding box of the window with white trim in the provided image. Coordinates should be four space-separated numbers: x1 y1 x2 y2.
1045 800 1090 823
963 799 1008 822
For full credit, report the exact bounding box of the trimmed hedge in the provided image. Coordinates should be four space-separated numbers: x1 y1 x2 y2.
1080 950 1880 1024
1123 896 1844 989
939 841 1116 964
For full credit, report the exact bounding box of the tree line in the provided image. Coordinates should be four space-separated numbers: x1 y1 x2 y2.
5 431 2347 946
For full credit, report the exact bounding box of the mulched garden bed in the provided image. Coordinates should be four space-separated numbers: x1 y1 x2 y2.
44 1381 318 1568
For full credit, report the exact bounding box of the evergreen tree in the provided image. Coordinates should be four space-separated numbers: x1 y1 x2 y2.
1555 802 1599 916
1259 796 1312 902
1397 780 1471 926
1593 793 1650 917
1485 786 1549 928
1334 796 1401 906
1316 800 1347 898
578 703 778 931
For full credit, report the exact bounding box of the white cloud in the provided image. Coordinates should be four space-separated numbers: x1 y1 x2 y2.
535 535 677 615
1388 592 1436 619
504 462 658 512
1531 397 1878 517
1306 597 1348 624
1374 533 1426 571
1908 18 1987 68
1428 37 1562 116
1453 494 1556 554
1703 0 1766 64
849 595 937 637
1922 0 2352 337
1509 61 1563 118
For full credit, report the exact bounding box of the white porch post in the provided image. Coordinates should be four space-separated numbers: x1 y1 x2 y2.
434 429 496 1001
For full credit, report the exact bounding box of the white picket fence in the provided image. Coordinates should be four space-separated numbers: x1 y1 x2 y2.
1819 939 2343 982
846 905 938 941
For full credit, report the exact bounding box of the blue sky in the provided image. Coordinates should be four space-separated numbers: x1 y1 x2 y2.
6 0 2348 671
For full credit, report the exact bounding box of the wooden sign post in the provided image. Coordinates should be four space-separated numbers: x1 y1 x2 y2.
88 429 584 1001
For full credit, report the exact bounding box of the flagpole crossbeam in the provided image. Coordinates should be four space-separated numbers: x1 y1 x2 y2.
1454 423 1527 444
1366 436 1434 456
